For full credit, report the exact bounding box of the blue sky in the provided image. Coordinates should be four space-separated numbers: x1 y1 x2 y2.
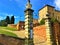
0 0 60 24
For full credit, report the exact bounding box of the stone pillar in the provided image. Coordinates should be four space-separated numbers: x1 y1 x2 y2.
45 13 56 45
24 0 34 45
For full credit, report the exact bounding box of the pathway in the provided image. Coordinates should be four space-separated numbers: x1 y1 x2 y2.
0 27 25 38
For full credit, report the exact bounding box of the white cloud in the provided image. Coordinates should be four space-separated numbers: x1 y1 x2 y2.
0 12 20 20
0 16 5 20
5 14 13 16
0 12 21 20
0 13 13 20
54 0 60 9
0 12 14 16
14 16 19 18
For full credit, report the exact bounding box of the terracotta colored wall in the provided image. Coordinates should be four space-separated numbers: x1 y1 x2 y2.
8 22 25 31
33 25 46 45
16 21 25 31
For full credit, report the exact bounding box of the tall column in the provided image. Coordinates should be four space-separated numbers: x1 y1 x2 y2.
45 12 56 45
24 0 34 45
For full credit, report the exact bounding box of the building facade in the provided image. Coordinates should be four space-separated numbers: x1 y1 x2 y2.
38 5 60 23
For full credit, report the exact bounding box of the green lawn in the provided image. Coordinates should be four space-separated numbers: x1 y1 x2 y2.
4 27 17 31
0 26 17 31
0 30 17 37
0 26 17 37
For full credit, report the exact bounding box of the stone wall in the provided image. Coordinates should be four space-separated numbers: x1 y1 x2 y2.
8 24 17 28
7 20 39 31
0 34 25 45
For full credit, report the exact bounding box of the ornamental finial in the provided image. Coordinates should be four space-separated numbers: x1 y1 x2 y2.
28 0 30 3
26 0 32 9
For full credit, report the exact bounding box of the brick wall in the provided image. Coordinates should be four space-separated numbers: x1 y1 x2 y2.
52 22 60 45
16 21 25 31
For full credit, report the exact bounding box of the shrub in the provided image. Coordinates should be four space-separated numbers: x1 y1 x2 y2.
51 18 58 23
40 19 45 25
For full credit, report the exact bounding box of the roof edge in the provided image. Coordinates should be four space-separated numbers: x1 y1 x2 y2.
38 4 55 11
55 9 60 12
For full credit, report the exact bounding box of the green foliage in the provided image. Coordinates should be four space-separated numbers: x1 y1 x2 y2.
51 18 58 23
40 19 45 25
4 27 17 31
0 16 10 26
0 16 15 26
0 20 7 26
0 30 17 37
0 26 17 31
39 18 58 25
5 16 10 24
0 26 17 37
11 16 15 24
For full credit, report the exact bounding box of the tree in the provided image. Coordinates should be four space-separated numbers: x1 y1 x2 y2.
5 16 10 24
11 16 15 24
0 20 7 26
0 21 1 26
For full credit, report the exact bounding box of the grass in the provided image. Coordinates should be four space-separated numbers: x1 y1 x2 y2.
0 30 17 37
4 27 17 31
0 26 17 37
0 26 17 31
